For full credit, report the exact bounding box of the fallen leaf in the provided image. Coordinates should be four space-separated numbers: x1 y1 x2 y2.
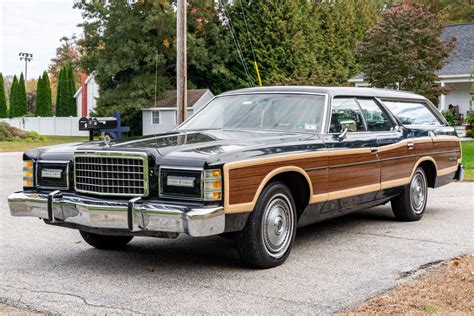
452 260 460 267
146 266 155 272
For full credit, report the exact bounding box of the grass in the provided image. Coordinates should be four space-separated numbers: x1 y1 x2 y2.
0 136 89 153
461 140 474 181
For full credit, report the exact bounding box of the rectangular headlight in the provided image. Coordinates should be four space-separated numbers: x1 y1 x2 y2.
160 168 202 199
23 160 34 187
36 161 69 189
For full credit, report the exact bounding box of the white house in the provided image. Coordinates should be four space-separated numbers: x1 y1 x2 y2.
349 22 474 119
142 89 214 135
74 73 99 117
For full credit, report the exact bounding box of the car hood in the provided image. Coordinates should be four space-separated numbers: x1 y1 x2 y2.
111 129 315 161
25 129 319 165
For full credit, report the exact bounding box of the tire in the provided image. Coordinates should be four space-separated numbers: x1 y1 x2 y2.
391 167 428 221
80 230 133 249
235 181 297 269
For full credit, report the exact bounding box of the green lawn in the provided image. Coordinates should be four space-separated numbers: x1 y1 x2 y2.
461 140 474 181
0 136 88 153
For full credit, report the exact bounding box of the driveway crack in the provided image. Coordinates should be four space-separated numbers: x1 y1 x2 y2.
328 229 472 247
2 285 145 315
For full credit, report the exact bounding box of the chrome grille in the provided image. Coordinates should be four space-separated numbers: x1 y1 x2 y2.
74 153 148 197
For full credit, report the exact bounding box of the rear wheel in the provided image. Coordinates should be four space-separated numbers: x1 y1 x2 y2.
235 181 296 269
80 231 133 249
391 167 428 221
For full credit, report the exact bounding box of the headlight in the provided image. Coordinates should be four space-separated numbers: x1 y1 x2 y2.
203 168 222 201
159 167 222 201
23 160 34 187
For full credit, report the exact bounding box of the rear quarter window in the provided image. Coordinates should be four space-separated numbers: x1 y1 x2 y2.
381 100 444 126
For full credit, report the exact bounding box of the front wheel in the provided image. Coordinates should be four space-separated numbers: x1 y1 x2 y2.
391 167 428 221
80 231 133 249
235 181 297 269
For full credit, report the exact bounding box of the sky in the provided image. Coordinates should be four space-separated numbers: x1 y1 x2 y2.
0 0 83 80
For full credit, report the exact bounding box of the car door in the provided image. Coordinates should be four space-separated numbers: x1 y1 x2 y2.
319 97 380 209
354 97 401 192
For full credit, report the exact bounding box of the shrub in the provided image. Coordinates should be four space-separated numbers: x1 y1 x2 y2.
466 129 473 138
465 113 474 126
0 121 44 141
441 111 458 126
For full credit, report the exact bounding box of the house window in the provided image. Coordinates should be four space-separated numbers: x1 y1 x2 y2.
152 111 160 125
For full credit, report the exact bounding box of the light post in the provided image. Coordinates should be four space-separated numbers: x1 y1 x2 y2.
19 52 33 79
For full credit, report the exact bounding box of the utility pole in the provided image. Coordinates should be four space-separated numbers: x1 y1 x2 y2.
176 0 187 124
19 52 33 80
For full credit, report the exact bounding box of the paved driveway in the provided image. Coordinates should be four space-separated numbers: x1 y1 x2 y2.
0 152 473 314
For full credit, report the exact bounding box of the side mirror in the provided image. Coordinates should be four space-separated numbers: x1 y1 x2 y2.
337 128 348 140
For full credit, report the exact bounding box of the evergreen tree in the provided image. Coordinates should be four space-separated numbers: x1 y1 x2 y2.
43 71 53 116
55 68 64 115
35 72 53 116
66 66 76 115
15 73 28 117
9 76 18 118
0 73 7 118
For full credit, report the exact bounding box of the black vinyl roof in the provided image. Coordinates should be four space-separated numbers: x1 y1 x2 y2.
219 86 426 100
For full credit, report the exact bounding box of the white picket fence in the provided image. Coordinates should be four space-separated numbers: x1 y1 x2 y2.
1 117 89 137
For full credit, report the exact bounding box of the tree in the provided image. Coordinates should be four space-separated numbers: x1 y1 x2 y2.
49 35 82 87
10 73 28 118
55 67 76 116
357 3 455 102
0 73 7 118
9 76 18 118
391 0 474 24
35 72 53 116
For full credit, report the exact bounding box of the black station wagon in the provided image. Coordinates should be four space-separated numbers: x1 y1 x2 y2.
8 87 464 268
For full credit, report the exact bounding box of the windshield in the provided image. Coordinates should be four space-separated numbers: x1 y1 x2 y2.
179 93 327 132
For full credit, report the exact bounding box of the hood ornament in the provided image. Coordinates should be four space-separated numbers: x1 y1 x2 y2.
103 135 111 147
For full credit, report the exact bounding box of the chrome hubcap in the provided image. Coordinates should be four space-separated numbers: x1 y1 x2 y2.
262 194 294 258
410 172 427 214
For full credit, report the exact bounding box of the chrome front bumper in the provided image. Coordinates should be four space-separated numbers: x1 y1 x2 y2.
8 191 225 237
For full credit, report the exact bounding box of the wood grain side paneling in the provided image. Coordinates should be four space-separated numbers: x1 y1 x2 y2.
224 137 461 213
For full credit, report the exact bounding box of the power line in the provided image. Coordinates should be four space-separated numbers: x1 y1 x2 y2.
218 0 254 86
238 0 262 86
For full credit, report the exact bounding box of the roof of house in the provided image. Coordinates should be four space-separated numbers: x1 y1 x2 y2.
350 22 474 82
440 22 474 76
146 89 210 109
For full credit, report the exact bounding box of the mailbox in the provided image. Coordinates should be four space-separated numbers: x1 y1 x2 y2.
78 112 129 141
78 117 117 131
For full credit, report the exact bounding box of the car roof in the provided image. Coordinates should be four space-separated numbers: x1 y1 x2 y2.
219 86 427 101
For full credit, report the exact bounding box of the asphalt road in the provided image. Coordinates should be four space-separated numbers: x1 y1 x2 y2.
1 152 473 314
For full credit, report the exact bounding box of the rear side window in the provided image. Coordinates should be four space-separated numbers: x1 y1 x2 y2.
356 98 392 131
381 100 443 126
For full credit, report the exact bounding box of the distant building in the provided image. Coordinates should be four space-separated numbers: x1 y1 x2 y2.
74 73 99 117
142 89 214 135
349 22 474 117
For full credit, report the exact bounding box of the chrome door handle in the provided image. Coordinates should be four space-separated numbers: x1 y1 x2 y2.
407 142 414 150
370 147 378 153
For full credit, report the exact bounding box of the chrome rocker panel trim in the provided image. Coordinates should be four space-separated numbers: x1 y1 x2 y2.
8 191 225 237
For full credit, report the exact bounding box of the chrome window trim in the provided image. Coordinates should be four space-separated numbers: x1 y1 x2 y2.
177 92 330 134
158 165 204 201
74 151 149 197
35 160 70 190
327 95 401 134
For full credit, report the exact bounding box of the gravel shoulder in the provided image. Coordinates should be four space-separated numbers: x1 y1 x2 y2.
341 254 474 314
